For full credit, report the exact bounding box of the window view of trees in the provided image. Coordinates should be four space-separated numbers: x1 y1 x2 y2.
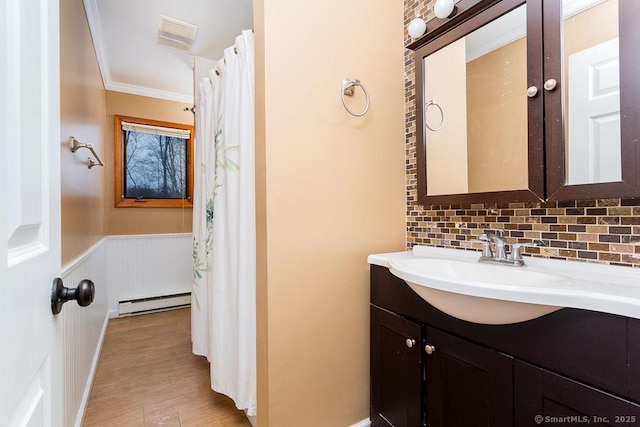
124 130 187 199
114 115 193 208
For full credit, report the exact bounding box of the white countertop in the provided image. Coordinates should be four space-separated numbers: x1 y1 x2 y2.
368 245 640 321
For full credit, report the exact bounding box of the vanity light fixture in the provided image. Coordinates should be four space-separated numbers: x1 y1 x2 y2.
433 0 456 19
408 0 457 39
408 17 427 39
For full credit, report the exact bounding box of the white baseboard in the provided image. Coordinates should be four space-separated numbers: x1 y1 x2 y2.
118 293 191 316
74 310 109 427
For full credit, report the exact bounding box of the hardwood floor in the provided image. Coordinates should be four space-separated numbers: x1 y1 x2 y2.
83 308 251 426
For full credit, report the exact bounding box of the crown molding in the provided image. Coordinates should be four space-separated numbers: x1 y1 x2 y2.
82 0 194 104
105 81 193 104
83 0 111 88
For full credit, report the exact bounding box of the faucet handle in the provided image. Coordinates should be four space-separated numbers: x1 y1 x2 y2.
483 231 508 259
471 236 493 258
511 240 545 261
475 233 491 241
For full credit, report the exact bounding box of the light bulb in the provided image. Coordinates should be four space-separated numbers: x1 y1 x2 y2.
434 0 455 19
408 18 426 39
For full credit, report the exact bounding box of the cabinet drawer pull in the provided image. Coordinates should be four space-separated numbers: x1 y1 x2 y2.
526 85 538 98
544 78 557 91
425 344 437 355
406 338 416 348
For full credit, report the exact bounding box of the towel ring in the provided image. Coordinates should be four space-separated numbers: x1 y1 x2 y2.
425 100 444 131
341 78 370 117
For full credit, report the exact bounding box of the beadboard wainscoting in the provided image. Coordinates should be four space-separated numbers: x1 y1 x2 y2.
107 233 193 315
60 233 193 426
60 238 109 427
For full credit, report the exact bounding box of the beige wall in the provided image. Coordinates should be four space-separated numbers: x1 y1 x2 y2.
255 0 406 425
60 0 107 265
104 91 194 235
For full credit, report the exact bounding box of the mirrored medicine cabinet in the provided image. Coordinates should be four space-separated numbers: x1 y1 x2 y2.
408 0 640 205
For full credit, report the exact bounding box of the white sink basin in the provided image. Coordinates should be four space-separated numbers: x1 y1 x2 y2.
390 258 567 324
393 258 567 288
368 245 640 325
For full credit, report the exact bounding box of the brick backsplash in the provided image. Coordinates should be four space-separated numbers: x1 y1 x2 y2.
403 0 640 267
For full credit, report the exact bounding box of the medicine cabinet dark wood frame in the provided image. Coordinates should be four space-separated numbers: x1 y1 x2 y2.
544 0 640 201
408 0 640 206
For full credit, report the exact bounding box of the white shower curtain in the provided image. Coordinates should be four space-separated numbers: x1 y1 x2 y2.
192 29 256 416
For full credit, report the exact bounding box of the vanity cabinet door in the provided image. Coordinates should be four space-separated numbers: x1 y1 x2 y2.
629 319 640 403
627 319 640 404
515 360 639 426
425 327 513 427
371 306 424 427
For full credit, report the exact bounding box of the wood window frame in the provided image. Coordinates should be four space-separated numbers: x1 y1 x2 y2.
114 115 194 208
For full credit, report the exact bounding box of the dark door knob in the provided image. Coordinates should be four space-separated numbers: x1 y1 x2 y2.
51 278 95 315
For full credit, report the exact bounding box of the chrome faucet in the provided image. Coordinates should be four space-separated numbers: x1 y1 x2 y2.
472 230 544 267
487 232 508 260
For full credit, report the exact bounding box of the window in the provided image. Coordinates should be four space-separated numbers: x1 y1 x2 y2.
114 115 194 208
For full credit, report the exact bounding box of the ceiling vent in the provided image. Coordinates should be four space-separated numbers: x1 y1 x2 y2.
157 15 198 52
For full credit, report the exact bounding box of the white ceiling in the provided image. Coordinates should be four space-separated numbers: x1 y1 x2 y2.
84 0 253 103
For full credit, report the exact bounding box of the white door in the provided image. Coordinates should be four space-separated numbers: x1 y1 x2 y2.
567 37 621 185
0 0 62 425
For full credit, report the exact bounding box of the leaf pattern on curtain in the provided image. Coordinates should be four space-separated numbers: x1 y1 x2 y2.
192 77 220 311
192 194 214 311
192 115 225 311
192 96 242 310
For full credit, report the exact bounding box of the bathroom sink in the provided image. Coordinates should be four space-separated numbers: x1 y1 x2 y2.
388 257 573 325
369 245 640 324
392 258 567 288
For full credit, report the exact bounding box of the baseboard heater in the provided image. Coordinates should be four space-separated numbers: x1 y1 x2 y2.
118 292 191 316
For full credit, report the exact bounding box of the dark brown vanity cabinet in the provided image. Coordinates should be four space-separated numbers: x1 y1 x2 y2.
370 265 640 427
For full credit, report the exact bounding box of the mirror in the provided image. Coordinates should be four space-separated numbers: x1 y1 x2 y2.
563 0 620 185
412 0 640 204
547 0 640 200
423 4 528 196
